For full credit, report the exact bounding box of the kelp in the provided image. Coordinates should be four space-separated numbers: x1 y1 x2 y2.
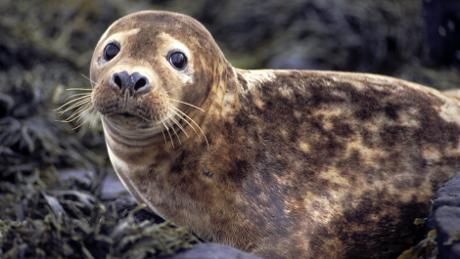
0 171 198 259
0 66 99 174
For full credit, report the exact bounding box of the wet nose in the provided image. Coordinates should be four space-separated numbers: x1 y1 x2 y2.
111 71 150 95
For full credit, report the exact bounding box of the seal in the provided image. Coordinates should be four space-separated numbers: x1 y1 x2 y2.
87 10 460 258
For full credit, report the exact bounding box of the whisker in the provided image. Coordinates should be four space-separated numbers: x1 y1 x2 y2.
168 111 190 138
64 115 84 124
170 106 209 147
68 93 91 99
166 120 182 145
63 107 91 122
55 93 97 129
57 95 92 118
162 121 175 148
160 125 167 145
62 103 92 122
61 114 83 123
64 93 92 99
56 95 91 111
167 98 205 112
59 94 91 105
58 99 92 114
169 106 200 136
80 74 97 85
66 88 92 91
72 121 86 130
60 110 86 124
69 107 96 130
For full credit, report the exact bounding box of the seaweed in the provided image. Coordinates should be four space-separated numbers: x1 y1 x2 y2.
0 176 198 259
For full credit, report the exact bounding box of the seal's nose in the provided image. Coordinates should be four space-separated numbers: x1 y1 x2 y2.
111 71 150 95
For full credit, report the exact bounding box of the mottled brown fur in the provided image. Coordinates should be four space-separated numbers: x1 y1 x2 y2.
90 11 460 259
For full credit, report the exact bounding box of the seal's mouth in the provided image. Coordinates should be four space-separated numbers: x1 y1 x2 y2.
113 112 140 119
103 110 151 123
120 112 133 117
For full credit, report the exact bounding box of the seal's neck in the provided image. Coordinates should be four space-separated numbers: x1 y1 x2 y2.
200 63 239 116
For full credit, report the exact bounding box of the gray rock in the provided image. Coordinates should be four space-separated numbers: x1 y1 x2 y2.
432 173 460 210
431 173 460 259
59 168 94 186
100 172 132 200
58 168 132 200
162 243 262 259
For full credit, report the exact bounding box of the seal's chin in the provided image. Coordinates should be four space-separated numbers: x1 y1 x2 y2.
102 111 159 130
101 111 166 139
108 112 146 121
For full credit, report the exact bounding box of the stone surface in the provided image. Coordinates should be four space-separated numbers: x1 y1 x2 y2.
432 173 460 210
162 244 262 259
432 173 460 259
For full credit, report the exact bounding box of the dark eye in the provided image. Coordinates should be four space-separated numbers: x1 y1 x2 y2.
103 42 120 61
168 51 187 70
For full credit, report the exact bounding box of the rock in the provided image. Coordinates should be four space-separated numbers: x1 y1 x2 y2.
432 173 460 210
100 173 132 200
431 173 460 259
162 243 262 259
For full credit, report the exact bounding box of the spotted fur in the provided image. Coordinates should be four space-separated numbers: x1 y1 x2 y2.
90 11 460 259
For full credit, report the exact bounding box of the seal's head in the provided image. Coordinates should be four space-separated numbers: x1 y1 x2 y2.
90 11 229 140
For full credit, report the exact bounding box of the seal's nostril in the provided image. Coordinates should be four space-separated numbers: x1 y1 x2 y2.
131 72 150 93
112 71 130 90
113 74 122 89
134 78 147 91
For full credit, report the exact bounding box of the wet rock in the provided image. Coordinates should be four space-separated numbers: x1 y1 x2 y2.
163 243 262 259
432 173 460 210
434 207 460 258
431 173 460 259
100 172 132 200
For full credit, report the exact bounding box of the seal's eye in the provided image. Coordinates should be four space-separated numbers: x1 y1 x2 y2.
168 51 187 70
103 42 120 61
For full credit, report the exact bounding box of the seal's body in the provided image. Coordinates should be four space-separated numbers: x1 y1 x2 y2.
89 11 460 258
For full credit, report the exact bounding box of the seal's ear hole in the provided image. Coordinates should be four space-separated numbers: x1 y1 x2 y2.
167 51 187 70
103 42 120 61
